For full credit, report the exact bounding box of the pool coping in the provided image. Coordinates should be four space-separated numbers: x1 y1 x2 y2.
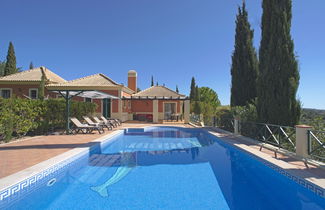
0 130 123 196
206 128 325 197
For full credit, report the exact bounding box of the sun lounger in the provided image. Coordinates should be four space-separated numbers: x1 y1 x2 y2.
83 116 101 127
107 116 121 125
100 116 119 127
70 118 104 134
92 116 113 130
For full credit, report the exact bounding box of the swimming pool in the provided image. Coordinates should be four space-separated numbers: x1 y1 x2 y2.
1 127 324 209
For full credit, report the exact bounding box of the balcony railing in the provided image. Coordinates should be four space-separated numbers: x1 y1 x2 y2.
308 130 325 161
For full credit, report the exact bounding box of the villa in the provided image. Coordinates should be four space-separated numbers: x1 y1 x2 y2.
0 67 190 123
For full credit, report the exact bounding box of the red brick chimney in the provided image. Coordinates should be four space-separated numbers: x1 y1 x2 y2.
128 70 137 92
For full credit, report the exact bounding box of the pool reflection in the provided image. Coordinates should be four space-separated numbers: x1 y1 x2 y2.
86 127 325 210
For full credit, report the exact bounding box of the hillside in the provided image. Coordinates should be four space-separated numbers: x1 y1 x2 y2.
301 108 325 129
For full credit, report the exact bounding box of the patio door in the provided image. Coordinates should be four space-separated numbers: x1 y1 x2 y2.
164 103 176 120
103 98 111 118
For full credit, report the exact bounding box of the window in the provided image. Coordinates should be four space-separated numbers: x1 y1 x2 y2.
84 98 92 103
1 89 12 99
29 89 38 99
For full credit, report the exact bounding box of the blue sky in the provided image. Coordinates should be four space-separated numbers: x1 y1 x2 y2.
0 0 324 109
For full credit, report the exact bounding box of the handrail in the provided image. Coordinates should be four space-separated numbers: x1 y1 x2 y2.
214 117 324 162
308 130 325 160
239 120 296 152
238 120 294 129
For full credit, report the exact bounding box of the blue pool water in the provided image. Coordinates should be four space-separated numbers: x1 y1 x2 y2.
2 127 325 210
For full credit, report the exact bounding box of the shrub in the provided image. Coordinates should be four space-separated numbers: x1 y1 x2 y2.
215 106 233 131
0 98 97 141
231 103 257 122
0 98 46 140
4 118 13 142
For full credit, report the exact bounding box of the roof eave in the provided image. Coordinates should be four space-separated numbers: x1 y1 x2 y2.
0 81 41 85
121 86 135 94
46 85 123 91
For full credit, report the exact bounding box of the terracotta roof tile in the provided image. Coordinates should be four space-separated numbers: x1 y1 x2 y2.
0 67 66 83
133 86 185 97
46 73 120 87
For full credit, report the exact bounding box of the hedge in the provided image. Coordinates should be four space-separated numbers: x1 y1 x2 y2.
0 98 97 142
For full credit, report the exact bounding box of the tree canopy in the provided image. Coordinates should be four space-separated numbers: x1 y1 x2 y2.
199 87 221 108
191 86 221 124
230 2 258 107
38 69 46 100
4 42 17 76
29 62 34 69
189 77 196 101
257 0 300 126
0 61 6 77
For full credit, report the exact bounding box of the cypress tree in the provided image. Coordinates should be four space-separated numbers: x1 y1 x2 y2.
193 86 201 114
257 0 300 126
0 61 6 77
4 42 17 76
230 2 258 107
193 101 201 115
29 62 34 69
156 81 158 86
176 85 179 93
151 76 154 86
189 77 196 100
195 85 200 101
38 69 45 100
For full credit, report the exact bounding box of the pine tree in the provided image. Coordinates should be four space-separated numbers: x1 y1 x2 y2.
151 76 154 86
4 42 17 76
189 77 196 100
230 2 258 107
257 0 300 126
176 85 179 93
29 62 34 69
38 68 45 100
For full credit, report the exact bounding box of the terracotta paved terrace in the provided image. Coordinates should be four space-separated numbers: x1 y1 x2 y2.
0 123 324 188
0 122 191 178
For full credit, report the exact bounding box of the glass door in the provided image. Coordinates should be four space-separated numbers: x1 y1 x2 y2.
102 98 111 118
164 103 176 120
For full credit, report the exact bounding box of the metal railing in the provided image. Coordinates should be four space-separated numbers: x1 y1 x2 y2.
308 130 325 161
189 114 202 126
239 121 296 152
216 118 234 133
